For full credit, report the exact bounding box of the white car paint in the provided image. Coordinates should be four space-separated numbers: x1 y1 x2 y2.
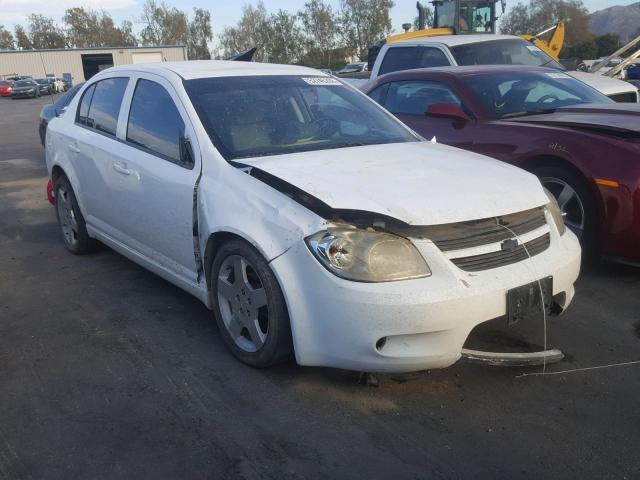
46 61 581 372
243 142 548 225
369 35 639 103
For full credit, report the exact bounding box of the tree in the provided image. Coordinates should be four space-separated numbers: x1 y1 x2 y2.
20 14 66 49
339 0 394 60
500 0 593 54
120 21 138 47
0 25 14 50
14 25 33 50
413 6 434 31
139 0 189 46
64 8 137 48
219 2 271 62
188 8 212 60
299 0 339 67
266 10 305 64
563 40 597 61
595 33 622 58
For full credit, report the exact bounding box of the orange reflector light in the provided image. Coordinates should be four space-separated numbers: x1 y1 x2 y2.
595 178 620 188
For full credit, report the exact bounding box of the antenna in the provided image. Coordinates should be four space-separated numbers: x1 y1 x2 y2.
38 50 55 106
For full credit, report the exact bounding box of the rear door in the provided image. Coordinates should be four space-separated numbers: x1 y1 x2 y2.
71 76 130 233
107 74 202 284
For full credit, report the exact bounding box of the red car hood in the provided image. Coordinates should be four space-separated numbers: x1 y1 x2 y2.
505 103 640 135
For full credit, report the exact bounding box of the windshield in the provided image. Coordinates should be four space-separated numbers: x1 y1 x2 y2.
451 39 564 70
15 80 33 87
184 75 417 160
36 79 48 84
462 70 613 119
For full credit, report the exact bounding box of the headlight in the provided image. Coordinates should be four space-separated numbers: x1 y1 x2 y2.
543 187 566 236
306 228 431 282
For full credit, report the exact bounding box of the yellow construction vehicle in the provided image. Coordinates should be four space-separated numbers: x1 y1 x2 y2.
369 1 565 63
519 22 565 60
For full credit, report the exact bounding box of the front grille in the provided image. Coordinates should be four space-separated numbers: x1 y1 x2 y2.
451 233 551 272
418 207 546 252
608 91 639 103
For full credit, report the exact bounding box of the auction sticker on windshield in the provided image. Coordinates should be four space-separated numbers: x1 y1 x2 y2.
545 72 572 79
302 77 342 86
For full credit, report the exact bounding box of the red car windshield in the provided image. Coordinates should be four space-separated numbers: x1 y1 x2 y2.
462 70 613 119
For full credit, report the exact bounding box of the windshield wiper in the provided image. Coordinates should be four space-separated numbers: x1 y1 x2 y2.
501 108 556 119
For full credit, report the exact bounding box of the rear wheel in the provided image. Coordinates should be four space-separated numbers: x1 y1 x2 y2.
533 165 597 253
53 175 93 254
210 238 292 367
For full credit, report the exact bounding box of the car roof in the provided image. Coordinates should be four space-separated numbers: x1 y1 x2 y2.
107 60 326 80
394 34 520 47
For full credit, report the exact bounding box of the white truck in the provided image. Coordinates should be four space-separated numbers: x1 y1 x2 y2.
350 34 640 103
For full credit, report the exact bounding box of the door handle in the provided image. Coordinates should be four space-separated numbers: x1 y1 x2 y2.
68 143 80 153
112 163 131 176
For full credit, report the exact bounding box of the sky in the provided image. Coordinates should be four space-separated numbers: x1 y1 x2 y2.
0 0 631 40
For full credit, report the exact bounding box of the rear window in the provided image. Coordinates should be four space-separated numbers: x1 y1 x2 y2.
450 39 564 70
379 46 450 76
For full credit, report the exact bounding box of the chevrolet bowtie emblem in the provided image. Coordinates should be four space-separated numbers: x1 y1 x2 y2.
501 238 519 252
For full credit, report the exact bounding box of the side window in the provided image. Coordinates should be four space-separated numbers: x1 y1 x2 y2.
88 78 129 136
367 83 389 105
385 80 462 115
379 47 450 76
76 84 96 127
126 79 186 165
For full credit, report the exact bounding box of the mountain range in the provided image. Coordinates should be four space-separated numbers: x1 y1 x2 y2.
590 2 640 42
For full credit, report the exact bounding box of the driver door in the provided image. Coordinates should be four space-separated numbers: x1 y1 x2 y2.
107 74 202 285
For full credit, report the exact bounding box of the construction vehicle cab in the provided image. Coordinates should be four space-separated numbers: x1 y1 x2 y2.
431 0 504 34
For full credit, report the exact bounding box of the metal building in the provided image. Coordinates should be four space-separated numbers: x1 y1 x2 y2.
0 45 187 84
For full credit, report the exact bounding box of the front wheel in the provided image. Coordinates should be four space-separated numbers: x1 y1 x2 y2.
211 238 292 367
533 165 597 253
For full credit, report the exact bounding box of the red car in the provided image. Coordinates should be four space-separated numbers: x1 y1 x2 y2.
0 80 13 97
363 65 640 264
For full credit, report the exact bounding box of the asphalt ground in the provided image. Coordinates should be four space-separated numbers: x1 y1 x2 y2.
1 95 639 480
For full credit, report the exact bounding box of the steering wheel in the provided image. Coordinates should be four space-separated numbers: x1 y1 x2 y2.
535 94 560 107
310 116 339 138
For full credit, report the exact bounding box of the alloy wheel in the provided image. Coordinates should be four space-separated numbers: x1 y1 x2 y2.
56 187 79 248
217 254 269 353
541 177 585 238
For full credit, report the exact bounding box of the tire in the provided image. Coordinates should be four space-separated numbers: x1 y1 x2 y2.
532 164 597 255
53 175 93 254
210 238 292 367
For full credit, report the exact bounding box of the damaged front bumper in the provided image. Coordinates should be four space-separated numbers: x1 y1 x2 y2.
270 222 581 373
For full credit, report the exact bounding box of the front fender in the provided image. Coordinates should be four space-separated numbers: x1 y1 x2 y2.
197 167 325 264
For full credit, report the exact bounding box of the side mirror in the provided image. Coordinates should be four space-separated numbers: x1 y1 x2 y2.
425 103 471 123
55 106 67 117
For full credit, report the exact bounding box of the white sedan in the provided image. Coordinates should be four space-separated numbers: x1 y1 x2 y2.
46 61 581 372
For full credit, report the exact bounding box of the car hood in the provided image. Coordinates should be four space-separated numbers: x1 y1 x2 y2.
240 142 548 225
12 85 34 91
568 71 638 98
505 103 640 135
